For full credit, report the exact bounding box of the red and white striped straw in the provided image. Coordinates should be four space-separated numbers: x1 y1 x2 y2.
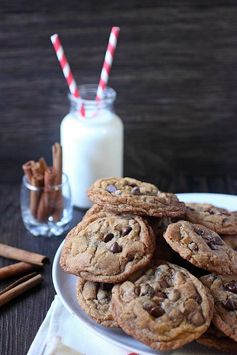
50 33 85 116
96 27 120 101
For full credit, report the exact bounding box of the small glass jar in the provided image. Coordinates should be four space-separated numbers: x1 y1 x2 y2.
20 173 73 237
61 84 124 208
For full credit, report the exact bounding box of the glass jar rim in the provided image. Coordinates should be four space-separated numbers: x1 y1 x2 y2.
22 172 69 191
68 84 117 108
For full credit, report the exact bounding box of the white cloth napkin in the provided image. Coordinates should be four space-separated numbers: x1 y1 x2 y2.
27 295 134 355
27 295 224 355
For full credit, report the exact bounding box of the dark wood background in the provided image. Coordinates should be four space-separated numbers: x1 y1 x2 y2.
1 1 237 354
1 0 237 190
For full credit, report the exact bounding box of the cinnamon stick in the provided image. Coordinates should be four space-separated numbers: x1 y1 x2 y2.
52 143 62 184
0 262 37 280
0 272 37 295
22 160 35 182
22 160 46 218
30 173 44 218
0 273 43 307
22 143 63 223
32 158 48 176
38 157 48 174
0 243 47 266
52 142 63 220
53 193 63 222
37 167 57 222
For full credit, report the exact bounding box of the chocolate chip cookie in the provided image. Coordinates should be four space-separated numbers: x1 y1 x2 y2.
163 221 237 275
200 274 237 342
60 212 155 283
186 203 237 235
197 325 237 354
221 235 237 251
88 177 186 218
82 204 104 221
76 277 118 328
111 262 213 351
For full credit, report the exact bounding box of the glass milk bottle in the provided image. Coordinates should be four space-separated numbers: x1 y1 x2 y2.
60 84 123 208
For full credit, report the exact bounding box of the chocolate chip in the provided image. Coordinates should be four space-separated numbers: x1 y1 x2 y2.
203 208 218 215
150 306 165 318
140 284 155 297
212 236 224 245
129 183 137 187
208 241 220 250
224 281 237 294
131 186 140 195
196 228 223 249
188 242 198 252
143 302 155 312
103 233 114 243
207 237 223 250
106 184 117 193
109 242 122 253
155 290 167 299
121 226 132 237
127 254 134 262
195 228 205 236
222 297 237 310
159 278 169 289
143 303 164 317
134 286 140 296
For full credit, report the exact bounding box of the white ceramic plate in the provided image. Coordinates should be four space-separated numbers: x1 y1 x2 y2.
52 193 237 355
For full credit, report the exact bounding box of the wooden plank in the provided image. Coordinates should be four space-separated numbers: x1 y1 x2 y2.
1 3 237 183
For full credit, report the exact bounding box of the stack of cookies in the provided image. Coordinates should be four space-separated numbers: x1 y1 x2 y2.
60 177 237 354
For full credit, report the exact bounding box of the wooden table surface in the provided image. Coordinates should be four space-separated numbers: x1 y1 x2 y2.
1 1 237 354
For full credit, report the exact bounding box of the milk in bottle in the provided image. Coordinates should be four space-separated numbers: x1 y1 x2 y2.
60 84 123 208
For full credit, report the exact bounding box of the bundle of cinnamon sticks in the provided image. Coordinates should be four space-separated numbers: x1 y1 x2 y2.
22 143 63 222
0 243 47 307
